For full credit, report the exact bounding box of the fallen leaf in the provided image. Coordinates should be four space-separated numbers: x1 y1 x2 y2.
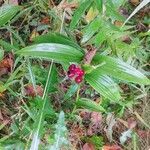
0 53 14 76
41 17 50 24
85 7 98 23
8 0 18 5
105 113 116 142
91 112 102 128
121 35 132 44
137 130 150 139
29 30 39 42
84 45 97 65
83 143 95 150
0 110 3 120
24 84 43 97
102 145 122 150
114 20 123 27
127 117 137 129
129 0 140 6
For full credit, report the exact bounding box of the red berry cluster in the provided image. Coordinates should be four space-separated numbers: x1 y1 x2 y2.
67 64 84 84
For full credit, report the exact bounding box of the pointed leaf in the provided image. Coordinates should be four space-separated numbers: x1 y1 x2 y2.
123 0 150 26
81 17 102 43
95 0 103 13
76 98 106 112
70 0 93 29
33 33 83 52
93 55 150 85
85 70 121 101
0 4 20 27
49 111 69 150
16 43 84 63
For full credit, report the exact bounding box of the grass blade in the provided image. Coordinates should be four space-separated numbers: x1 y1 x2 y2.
30 61 54 150
123 0 150 26
0 4 20 27
70 0 93 29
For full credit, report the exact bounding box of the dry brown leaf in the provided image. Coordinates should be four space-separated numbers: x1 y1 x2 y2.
137 130 150 139
129 0 140 6
84 45 97 65
102 145 122 150
121 35 132 44
114 20 123 27
0 53 14 76
83 143 95 150
24 84 43 97
8 0 18 5
127 117 137 129
41 17 50 24
105 113 116 142
85 7 98 23
91 112 102 127
29 30 39 42
0 109 3 120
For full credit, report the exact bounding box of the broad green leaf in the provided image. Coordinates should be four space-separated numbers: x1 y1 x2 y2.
95 0 103 13
0 4 20 27
81 17 102 43
93 55 150 85
33 33 83 51
85 70 121 101
70 0 93 29
16 43 84 63
76 98 106 112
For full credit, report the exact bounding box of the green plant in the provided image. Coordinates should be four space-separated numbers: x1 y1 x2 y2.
15 32 149 108
0 0 149 149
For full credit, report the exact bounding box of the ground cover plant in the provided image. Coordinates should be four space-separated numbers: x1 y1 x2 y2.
0 0 150 149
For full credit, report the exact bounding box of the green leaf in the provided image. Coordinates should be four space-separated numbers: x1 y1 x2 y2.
33 32 83 51
49 111 69 150
76 98 106 112
64 84 79 100
106 1 125 21
93 55 150 85
81 17 102 43
85 70 121 101
10 6 33 24
0 39 18 51
30 63 55 150
70 0 93 29
95 0 103 13
91 31 106 46
0 4 21 27
16 43 84 63
0 49 4 61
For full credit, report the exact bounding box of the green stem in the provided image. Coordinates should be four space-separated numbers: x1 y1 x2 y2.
71 85 80 115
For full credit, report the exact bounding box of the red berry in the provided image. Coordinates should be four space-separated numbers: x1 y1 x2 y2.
67 71 75 78
77 70 84 76
75 76 83 84
69 64 76 71
75 67 84 76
